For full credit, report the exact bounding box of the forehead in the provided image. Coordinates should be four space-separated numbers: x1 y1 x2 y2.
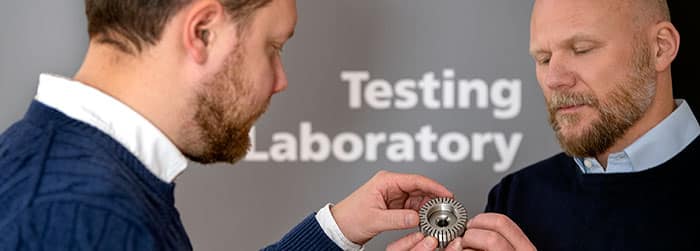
530 0 633 47
251 0 297 35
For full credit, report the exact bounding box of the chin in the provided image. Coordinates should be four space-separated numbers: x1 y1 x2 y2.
557 121 591 141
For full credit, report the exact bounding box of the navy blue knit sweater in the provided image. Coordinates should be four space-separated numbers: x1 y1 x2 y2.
486 136 700 251
0 101 339 251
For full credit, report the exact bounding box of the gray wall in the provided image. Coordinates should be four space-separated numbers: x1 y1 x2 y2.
0 1 561 250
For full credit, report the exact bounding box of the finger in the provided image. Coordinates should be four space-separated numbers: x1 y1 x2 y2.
409 236 438 251
403 195 430 210
403 189 455 211
384 171 453 198
445 238 462 251
467 213 533 249
386 232 424 251
371 209 420 232
417 196 436 209
461 228 514 251
445 237 478 251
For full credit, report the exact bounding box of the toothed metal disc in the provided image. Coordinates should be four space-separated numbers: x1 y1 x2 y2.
419 197 468 249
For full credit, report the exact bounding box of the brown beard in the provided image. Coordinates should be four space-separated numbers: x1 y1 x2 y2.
547 40 656 158
184 48 270 164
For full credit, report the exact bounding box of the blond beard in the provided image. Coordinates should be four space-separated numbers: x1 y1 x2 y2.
547 41 656 157
184 48 270 164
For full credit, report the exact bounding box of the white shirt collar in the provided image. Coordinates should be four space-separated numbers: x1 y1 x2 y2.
575 99 700 173
35 73 188 183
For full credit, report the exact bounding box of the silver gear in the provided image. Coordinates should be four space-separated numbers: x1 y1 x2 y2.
419 197 468 249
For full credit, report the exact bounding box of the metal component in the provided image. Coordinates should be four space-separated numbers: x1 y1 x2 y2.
419 197 468 249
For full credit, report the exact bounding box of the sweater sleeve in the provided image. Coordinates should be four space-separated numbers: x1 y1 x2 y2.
261 213 341 251
0 202 160 251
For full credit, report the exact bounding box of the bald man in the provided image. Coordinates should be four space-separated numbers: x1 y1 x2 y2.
388 0 698 250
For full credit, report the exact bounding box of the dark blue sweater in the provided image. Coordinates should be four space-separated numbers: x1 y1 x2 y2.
486 136 700 251
0 101 340 251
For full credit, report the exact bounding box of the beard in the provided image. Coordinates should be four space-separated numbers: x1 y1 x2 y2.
183 48 270 164
547 40 656 158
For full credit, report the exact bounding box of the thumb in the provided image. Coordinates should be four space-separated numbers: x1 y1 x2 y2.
371 209 420 233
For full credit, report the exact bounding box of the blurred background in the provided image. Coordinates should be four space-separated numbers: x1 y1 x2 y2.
1 1 694 250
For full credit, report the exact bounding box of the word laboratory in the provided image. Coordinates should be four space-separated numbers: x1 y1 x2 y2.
247 124 522 173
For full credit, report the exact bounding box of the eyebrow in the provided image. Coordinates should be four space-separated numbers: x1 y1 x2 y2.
529 48 548 57
565 33 599 44
529 33 600 56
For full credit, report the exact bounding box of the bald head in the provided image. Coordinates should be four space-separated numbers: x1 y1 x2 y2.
641 0 671 21
529 0 680 158
628 0 671 30
532 0 669 32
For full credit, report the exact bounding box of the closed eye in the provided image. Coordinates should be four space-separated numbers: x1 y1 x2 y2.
573 47 593 55
267 43 284 59
534 55 550 65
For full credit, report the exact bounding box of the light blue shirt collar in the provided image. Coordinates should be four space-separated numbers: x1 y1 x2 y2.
575 100 700 174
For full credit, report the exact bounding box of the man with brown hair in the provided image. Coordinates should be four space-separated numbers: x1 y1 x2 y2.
0 0 453 250
389 0 698 250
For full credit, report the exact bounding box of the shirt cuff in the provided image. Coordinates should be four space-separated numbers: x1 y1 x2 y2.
315 203 365 251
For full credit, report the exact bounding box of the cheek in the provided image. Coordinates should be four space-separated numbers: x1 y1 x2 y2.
535 70 551 99
582 70 625 105
245 60 277 101
535 68 545 86
256 61 276 92
579 49 632 94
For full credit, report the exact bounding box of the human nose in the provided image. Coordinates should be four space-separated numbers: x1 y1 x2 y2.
272 59 288 94
543 54 576 91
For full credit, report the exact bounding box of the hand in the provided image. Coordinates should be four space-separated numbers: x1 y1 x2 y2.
331 170 453 245
387 213 536 251
451 213 535 251
386 232 438 251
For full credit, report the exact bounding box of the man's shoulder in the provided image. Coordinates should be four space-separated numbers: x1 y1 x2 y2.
0 118 47 158
488 152 575 196
0 102 105 161
485 152 575 212
678 134 700 157
503 152 573 182
0 115 154 228
0 119 59 205
0 112 122 184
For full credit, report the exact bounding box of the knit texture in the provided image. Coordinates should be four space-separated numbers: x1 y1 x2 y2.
262 214 341 251
486 136 700 251
0 101 339 251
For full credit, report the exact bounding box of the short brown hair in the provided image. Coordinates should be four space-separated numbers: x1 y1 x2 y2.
85 0 272 54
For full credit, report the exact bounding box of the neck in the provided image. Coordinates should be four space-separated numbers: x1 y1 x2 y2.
72 43 192 149
595 74 675 168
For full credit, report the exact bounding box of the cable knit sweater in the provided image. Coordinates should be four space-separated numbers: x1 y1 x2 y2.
0 101 339 251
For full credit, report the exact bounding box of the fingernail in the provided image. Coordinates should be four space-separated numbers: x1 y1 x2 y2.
413 232 424 241
423 237 437 248
405 213 417 226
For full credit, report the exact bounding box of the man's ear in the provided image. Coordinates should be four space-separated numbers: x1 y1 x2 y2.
183 0 224 64
652 21 680 72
